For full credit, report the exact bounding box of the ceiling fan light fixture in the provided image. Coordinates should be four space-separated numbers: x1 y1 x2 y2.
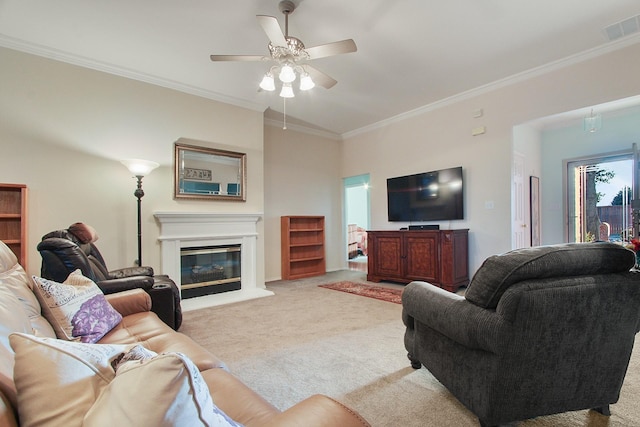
583 109 602 133
259 73 276 91
279 64 296 83
280 82 295 98
299 73 315 91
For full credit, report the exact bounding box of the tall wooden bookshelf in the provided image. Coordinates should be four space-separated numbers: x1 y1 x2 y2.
281 216 325 280
0 184 27 270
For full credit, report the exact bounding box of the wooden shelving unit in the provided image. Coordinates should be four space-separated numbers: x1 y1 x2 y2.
0 184 28 270
281 216 325 280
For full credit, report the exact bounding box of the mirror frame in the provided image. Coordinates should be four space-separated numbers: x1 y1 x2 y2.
174 142 247 201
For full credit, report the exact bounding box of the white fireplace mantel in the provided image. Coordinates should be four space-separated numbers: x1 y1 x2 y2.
154 211 273 311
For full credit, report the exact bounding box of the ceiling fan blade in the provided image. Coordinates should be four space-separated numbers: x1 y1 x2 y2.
210 55 264 62
257 15 287 47
305 39 357 59
303 65 337 89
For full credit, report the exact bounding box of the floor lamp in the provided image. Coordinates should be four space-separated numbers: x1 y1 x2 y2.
120 159 159 266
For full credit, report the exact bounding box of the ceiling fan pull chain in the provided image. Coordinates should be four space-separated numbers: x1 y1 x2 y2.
283 97 287 130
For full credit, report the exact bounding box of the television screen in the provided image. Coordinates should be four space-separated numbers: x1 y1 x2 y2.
387 166 464 222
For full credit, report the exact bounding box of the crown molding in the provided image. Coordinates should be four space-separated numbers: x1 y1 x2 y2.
342 34 640 140
3 31 639 141
0 34 266 113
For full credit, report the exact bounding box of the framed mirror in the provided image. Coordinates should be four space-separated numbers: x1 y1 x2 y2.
174 142 246 201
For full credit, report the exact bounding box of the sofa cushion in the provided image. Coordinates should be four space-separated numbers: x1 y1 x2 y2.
0 287 33 409
31 270 122 343
465 242 636 309
84 350 242 427
0 241 55 338
9 334 241 427
9 333 128 427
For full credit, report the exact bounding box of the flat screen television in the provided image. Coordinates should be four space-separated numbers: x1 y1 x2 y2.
387 166 464 222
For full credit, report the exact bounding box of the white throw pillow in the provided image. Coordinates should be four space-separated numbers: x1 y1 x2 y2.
31 270 122 343
84 351 243 427
9 333 128 427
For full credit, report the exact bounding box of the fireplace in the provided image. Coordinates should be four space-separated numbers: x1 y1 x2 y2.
154 212 273 311
180 244 241 299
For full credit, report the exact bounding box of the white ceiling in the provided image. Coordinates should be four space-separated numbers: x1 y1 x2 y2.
1 0 640 137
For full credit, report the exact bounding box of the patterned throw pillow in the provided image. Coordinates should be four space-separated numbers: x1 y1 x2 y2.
31 270 122 343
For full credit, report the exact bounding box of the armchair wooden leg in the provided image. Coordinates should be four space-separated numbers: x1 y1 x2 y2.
593 405 611 416
407 353 421 369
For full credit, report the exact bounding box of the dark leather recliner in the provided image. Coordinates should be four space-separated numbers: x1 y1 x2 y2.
37 223 182 330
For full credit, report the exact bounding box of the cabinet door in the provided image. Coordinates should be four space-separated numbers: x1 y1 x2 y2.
404 232 439 282
371 233 403 279
440 230 469 289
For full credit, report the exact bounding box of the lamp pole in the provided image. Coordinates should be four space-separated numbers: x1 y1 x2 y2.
134 175 145 266
121 159 159 267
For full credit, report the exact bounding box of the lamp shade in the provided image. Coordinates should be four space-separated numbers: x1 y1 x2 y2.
279 64 296 83
299 73 315 91
280 83 295 98
121 159 159 176
259 73 276 91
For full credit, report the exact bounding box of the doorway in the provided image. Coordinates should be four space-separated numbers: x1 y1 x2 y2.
566 152 634 243
344 174 370 271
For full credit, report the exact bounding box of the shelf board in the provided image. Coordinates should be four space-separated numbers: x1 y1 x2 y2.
0 214 21 219
290 256 324 263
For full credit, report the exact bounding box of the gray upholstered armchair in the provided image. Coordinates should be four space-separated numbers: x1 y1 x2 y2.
402 242 640 427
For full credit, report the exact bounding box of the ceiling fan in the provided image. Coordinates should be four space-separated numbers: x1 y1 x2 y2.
210 0 357 98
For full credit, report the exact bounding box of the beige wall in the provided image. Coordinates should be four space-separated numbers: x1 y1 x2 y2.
3 42 640 283
341 43 640 274
0 47 265 287
263 125 342 281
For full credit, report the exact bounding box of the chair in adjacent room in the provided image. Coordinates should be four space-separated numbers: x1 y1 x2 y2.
37 222 182 330
402 242 640 427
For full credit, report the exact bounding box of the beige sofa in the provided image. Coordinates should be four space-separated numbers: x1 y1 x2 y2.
0 240 370 427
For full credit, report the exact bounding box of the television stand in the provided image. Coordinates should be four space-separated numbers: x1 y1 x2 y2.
366 229 469 292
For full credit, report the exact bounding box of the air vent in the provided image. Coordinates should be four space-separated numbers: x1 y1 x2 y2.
604 15 640 41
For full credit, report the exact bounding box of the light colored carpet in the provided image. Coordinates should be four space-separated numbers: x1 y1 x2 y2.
180 270 640 427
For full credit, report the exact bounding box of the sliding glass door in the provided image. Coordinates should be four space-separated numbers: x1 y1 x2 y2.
566 149 635 243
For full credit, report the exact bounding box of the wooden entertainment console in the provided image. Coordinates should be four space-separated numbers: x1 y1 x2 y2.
366 229 469 292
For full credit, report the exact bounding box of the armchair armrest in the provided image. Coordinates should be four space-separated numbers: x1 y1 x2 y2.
262 395 370 427
402 281 510 354
109 266 154 279
96 275 154 294
104 289 152 316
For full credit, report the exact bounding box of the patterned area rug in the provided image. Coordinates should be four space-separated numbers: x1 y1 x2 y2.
319 281 403 304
